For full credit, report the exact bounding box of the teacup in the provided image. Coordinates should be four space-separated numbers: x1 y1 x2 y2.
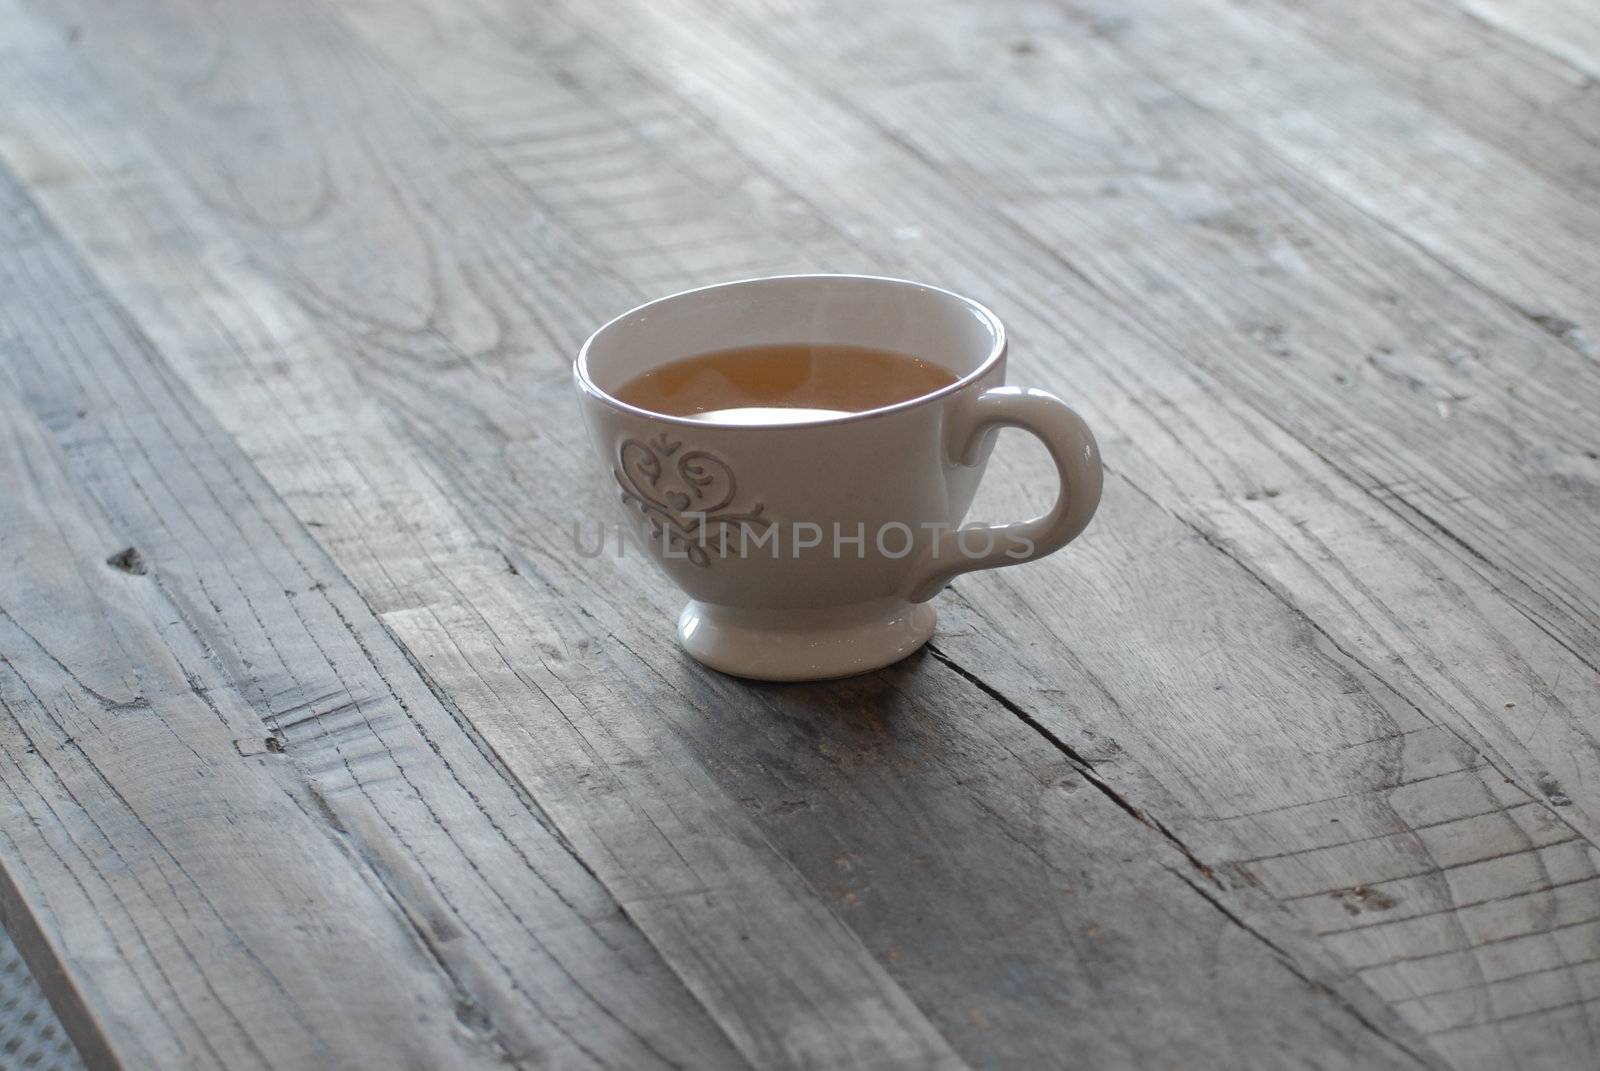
575 274 1102 681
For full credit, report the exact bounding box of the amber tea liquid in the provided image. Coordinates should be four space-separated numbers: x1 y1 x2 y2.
612 343 958 425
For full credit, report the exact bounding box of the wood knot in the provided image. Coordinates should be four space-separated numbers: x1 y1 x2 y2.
1333 885 1396 915
1538 777 1573 807
105 546 147 575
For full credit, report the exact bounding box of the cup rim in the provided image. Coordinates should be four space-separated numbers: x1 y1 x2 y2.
574 273 1007 430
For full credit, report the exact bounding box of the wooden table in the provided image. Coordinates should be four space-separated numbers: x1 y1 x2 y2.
1 0 1597 1067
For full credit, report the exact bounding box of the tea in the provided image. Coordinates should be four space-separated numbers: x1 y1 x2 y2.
612 342 958 425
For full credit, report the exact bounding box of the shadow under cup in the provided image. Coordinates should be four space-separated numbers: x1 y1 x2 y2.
575 275 1029 681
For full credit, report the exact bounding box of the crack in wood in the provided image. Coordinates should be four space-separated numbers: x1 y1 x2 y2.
1169 868 1444 1068
926 641 1223 889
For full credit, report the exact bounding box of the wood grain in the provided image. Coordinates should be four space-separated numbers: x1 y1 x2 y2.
1054 0 1600 336
333 0 1600 1063
0 0 1441 1066
0 0 1597 1066
321 0 1600 1061
1453 0 1600 82
1236 0 1600 202
0 142 742 1071
0 6 964 1067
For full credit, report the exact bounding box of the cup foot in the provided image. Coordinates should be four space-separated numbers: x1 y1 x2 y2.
677 598 936 682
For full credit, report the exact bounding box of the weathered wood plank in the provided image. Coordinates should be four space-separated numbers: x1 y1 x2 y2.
322 0 1600 1064
644 0 1600 657
546 2 1600 1060
0 0 1437 1066
0 9 964 1067
512 0 1600 808
1452 0 1600 82
15 0 1600 1062
1047 0 1600 340
1237 0 1600 201
0 154 744 1069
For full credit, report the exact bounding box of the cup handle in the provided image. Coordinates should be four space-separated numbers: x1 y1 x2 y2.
904 386 1103 603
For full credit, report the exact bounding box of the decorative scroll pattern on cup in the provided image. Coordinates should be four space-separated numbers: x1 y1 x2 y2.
615 432 772 566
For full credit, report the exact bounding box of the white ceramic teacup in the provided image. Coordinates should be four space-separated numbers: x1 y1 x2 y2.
575 275 1102 681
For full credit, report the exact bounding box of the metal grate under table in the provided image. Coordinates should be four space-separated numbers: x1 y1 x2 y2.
0 925 84 1071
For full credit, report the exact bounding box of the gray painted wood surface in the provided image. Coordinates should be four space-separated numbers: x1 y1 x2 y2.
0 0 1595 1067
